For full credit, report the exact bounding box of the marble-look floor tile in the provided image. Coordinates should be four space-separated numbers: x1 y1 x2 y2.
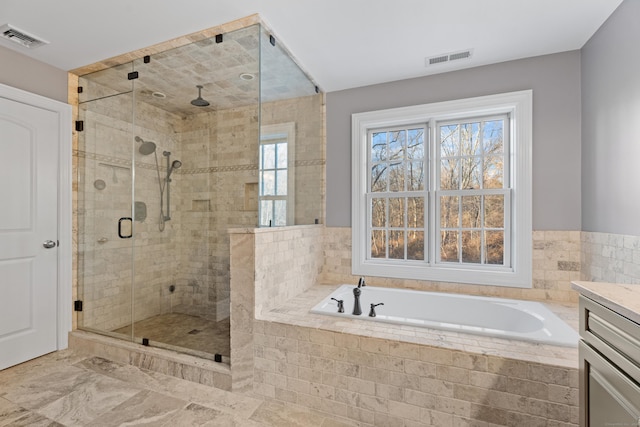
249 401 327 427
87 389 186 426
0 397 30 426
1 411 63 427
35 372 142 425
1 365 89 411
162 403 265 427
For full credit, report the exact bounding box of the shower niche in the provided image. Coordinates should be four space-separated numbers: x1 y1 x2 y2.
74 21 323 361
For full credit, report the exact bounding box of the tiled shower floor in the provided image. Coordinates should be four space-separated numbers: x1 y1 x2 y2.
112 313 230 358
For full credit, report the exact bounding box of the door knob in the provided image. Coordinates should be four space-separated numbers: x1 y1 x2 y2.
43 240 57 249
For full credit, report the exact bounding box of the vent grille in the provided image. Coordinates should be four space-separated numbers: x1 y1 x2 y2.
426 49 473 66
0 24 49 49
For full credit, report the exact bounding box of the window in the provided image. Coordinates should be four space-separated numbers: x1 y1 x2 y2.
352 91 532 287
259 122 295 226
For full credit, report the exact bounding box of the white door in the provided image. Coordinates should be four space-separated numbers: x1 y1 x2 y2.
0 96 59 370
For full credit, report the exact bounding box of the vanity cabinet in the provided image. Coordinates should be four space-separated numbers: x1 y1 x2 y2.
579 295 640 426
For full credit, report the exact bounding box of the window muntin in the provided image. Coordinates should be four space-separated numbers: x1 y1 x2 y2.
259 139 288 226
351 91 532 288
368 126 427 262
436 115 510 267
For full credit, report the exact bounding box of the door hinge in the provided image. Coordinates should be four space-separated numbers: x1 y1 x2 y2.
215 34 223 44
128 71 139 80
75 121 84 132
77 86 83 94
74 300 83 311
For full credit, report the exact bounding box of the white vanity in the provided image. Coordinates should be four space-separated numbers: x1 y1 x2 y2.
572 281 640 426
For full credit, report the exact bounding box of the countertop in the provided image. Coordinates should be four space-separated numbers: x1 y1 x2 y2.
571 281 640 324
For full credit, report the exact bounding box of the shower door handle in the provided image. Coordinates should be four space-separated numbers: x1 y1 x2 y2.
118 217 133 239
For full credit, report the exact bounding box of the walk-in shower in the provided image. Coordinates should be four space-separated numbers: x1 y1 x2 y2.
74 22 323 361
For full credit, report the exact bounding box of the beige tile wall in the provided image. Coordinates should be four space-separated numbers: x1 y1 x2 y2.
581 231 640 284
252 321 579 427
75 92 324 331
321 228 581 303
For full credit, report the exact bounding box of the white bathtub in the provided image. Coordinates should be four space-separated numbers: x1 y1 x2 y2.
310 285 578 347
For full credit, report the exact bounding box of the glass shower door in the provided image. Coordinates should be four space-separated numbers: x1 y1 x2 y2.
76 62 136 340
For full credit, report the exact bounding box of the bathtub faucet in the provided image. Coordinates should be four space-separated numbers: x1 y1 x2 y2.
352 277 366 315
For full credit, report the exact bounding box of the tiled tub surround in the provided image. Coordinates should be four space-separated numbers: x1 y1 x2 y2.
323 228 582 304
230 226 580 426
581 231 640 284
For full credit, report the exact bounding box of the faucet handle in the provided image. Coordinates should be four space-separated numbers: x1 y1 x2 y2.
368 303 384 317
358 277 366 288
331 298 345 313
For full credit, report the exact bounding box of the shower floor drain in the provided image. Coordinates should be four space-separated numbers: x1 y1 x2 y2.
187 329 202 335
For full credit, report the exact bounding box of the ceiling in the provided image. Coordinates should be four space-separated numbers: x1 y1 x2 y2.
0 0 624 92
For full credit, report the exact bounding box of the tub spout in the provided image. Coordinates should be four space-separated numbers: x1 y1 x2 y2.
352 277 366 315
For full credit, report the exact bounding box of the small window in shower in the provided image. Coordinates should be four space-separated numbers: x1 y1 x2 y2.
259 122 296 226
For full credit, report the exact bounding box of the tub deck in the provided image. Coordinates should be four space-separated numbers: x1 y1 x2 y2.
259 284 579 369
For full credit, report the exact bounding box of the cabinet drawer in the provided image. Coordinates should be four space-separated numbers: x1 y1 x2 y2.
580 295 640 384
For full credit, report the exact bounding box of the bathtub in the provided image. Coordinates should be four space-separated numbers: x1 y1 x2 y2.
310 285 579 347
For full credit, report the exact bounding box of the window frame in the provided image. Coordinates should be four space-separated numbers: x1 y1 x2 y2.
351 91 532 288
259 122 296 227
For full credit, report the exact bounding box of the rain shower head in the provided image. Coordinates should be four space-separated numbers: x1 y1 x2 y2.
136 136 157 155
190 85 210 107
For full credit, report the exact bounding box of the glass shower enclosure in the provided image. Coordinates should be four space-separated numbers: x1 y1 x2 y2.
75 23 323 361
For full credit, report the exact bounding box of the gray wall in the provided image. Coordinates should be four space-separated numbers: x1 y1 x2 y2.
581 0 640 235
0 44 68 103
326 51 582 230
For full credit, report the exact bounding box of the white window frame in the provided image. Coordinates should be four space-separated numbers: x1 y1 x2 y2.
352 91 532 288
259 122 296 226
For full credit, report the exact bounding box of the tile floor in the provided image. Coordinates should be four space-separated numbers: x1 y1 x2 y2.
112 313 231 358
0 350 353 427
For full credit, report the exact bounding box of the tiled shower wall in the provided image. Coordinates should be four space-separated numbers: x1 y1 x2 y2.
321 228 582 303
76 92 324 330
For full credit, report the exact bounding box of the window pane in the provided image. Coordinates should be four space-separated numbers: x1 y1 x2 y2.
462 231 481 263
440 124 459 157
371 164 387 192
407 231 424 260
407 197 424 228
274 200 287 226
440 196 459 228
484 156 503 189
461 196 481 228
486 231 504 265
440 230 459 262
440 159 459 190
407 128 424 160
407 161 424 191
372 132 387 162
371 230 386 258
389 230 405 260
461 122 480 156
263 144 275 169
388 130 405 161
260 200 273 226
485 195 504 228
388 163 404 192
261 171 275 195
277 143 287 168
276 170 287 196
461 157 481 189
389 198 404 228
371 198 386 228
483 120 504 154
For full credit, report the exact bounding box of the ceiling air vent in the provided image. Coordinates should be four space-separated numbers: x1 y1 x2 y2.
426 49 473 66
0 24 49 49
